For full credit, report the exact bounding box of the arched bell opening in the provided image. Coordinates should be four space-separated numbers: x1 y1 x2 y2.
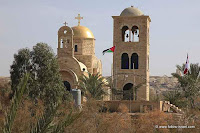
60 39 63 48
122 26 130 42
131 26 139 42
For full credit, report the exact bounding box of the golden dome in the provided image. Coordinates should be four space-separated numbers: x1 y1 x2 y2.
72 26 94 39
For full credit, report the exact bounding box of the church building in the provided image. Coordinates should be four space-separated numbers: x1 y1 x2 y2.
57 6 150 102
57 14 102 91
55 6 184 113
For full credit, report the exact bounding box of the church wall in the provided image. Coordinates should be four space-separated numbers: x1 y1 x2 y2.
58 56 83 87
92 55 102 75
104 100 160 113
74 55 93 74
82 39 95 55
73 38 83 55
60 71 75 89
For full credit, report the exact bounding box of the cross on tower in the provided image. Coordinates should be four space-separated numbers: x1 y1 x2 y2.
63 22 68 26
75 14 83 26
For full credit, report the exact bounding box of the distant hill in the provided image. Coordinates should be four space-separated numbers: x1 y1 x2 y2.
149 76 179 95
0 77 10 89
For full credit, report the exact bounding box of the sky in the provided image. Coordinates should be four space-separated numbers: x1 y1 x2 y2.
0 0 200 77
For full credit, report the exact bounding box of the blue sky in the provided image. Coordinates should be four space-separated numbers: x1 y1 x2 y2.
0 0 200 76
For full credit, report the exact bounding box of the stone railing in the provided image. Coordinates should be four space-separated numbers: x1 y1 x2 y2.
160 101 184 114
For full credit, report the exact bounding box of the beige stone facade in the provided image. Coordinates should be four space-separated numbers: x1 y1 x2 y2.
112 7 151 101
57 23 102 90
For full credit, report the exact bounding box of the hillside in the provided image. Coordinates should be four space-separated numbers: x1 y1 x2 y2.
150 76 179 94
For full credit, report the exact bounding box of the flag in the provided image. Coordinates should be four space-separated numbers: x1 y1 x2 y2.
184 54 189 74
102 46 115 55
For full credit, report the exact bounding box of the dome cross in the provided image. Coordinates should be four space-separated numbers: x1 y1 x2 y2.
75 14 83 26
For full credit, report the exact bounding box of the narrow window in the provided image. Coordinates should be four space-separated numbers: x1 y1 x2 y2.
121 53 129 69
131 53 139 69
75 45 78 52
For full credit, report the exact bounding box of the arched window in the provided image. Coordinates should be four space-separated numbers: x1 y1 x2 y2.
131 53 139 69
75 45 78 52
121 53 129 69
131 26 139 42
122 26 130 42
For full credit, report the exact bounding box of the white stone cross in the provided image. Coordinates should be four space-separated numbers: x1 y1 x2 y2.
63 22 68 26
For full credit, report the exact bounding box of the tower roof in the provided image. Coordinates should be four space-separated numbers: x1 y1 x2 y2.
120 6 144 17
72 25 94 39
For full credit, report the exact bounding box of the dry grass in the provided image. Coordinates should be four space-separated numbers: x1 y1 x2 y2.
0 79 200 133
117 103 129 113
65 99 132 133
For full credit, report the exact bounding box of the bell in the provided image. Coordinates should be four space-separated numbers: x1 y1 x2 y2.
126 34 129 38
138 34 139 37
135 30 137 34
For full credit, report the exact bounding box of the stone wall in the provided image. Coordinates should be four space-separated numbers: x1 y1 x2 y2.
104 100 160 113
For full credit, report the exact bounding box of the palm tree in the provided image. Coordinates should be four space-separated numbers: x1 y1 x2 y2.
79 73 106 100
3 73 29 133
172 63 200 108
163 90 187 108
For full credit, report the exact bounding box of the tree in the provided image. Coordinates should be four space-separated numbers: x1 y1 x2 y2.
163 90 187 108
172 63 200 108
79 73 106 100
10 48 31 92
3 73 80 133
10 43 69 106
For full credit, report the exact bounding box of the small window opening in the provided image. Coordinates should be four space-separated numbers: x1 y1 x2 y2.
64 30 67 34
75 45 78 52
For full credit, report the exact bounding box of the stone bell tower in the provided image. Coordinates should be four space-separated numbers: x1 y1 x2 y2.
112 6 151 101
57 22 74 58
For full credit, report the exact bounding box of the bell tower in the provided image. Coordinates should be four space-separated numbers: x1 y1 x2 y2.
57 22 74 58
112 6 151 101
